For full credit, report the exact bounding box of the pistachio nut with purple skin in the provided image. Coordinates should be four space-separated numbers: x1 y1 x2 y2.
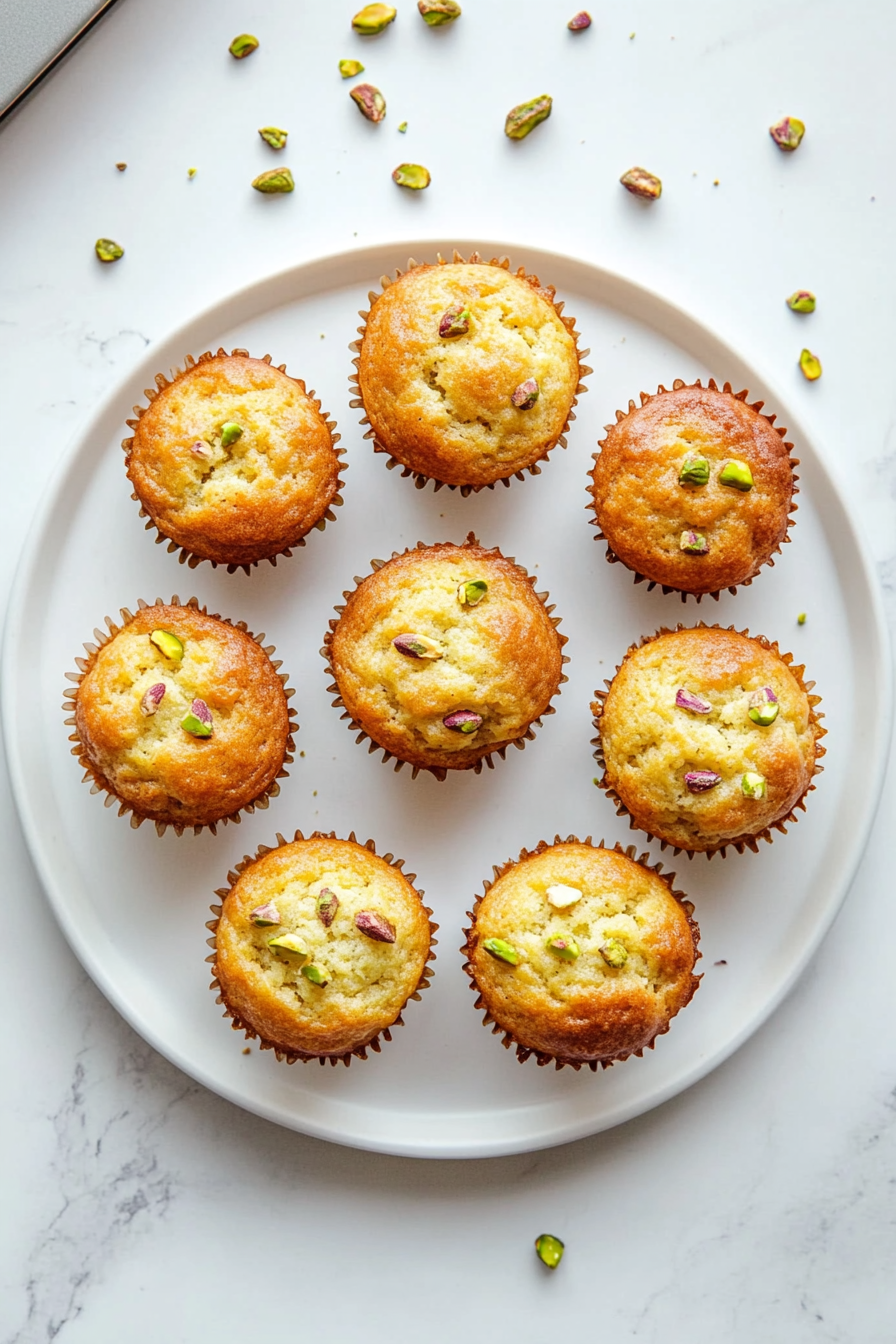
680 529 709 555
351 83 386 122
769 116 805 151
443 709 483 734
504 94 552 140
546 935 580 962
316 888 339 927
139 682 166 716
620 166 662 199
392 633 443 659
748 687 779 726
567 10 591 29
181 698 213 738
787 290 816 313
418 0 462 25
511 378 539 409
675 688 711 715
355 910 396 943
249 902 281 927
392 163 430 189
685 770 722 793
191 440 211 459
439 303 471 338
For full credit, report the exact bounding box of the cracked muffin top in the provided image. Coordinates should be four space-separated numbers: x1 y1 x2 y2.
125 352 340 567
355 262 582 488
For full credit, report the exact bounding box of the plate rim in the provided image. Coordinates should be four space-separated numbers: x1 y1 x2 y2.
3 236 892 1158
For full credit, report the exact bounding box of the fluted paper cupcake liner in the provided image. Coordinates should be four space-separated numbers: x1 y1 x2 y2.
591 623 826 857
348 250 592 496
206 829 438 1066
62 595 298 837
461 836 701 1071
587 379 800 601
321 533 569 781
122 348 345 574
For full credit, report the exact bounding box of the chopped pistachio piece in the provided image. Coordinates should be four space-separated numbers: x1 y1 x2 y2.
680 529 709 555
149 629 184 661
685 769 721 792
679 454 709 486
482 937 521 966
252 168 295 194
339 58 365 78
392 162 430 189
443 709 483 734
301 963 329 987
799 348 822 381
457 579 487 606
229 33 259 58
798 612 807 625
546 883 582 909
268 933 308 958
95 238 124 263
748 687 779 726
599 939 628 968
418 0 461 24
546 935 580 961
250 902 281 927
355 910 396 943
535 1234 565 1269
352 3 397 35
568 11 591 29
181 698 213 738
675 688 711 715
220 421 243 448
139 682 166 716
620 166 662 199
187 167 197 179
511 378 539 409
351 83 386 122
259 126 288 150
316 888 340 927
787 289 816 313
392 633 443 659
398 121 408 133
439 303 471 338
115 162 127 172
718 459 754 492
504 94 553 140
741 771 767 799
769 116 805 151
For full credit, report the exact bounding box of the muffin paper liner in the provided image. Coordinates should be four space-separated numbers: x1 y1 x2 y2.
206 829 438 1066
461 836 702 1071
321 533 569 781
587 379 800 601
122 348 345 575
348 250 592 496
591 623 826 858
62 595 298 837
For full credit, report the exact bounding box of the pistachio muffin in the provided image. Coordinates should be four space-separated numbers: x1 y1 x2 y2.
209 833 436 1062
350 254 588 491
324 538 567 778
66 598 295 834
124 349 343 569
463 839 700 1069
589 380 798 598
593 625 825 854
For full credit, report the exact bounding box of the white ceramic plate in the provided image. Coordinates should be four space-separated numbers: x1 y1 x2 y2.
3 240 891 1158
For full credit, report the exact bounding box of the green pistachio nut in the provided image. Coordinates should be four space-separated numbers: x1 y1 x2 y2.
718 459 754 492
339 59 365 78
259 126 288 150
680 529 709 555
769 116 805 151
748 687 779 726
392 162 431 189
439 304 471 338
546 935 581 962
250 901 281 927
678 454 709 486
398 121 408 133
798 612 807 625
741 771 767 799
620 166 662 199
352 4 397 35
535 1234 565 1269
252 168 295 194
181 698 213 738
482 937 521 966
351 83 386 122
504 94 553 140
268 934 308 959
149 629 184 661
95 238 124 263
418 0 462 25
392 633 443 659
599 938 628 968
301 963 329 987
787 290 816 313
457 579 487 606
799 348 822 381
220 421 243 447
229 33 259 58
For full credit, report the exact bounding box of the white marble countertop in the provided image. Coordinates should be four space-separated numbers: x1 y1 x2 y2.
2 1 895 1339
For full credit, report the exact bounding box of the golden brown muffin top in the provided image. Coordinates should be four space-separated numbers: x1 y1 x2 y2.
327 541 565 773
356 262 582 488
465 842 699 1065
213 836 434 1059
595 626 823 853
74 602 292 828
125 353 340 566
590 383 795 595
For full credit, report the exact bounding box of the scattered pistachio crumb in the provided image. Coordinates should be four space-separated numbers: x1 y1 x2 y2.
798 612 807 625
592 777 599 786
300 749 305 757
398 121 407 132
629 31 635 38
115 162 127 171
714 959 728 966
242 1046 251 1054
312 790 318 796
320 333 325 339
188 167 197 178
713 178 719 186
